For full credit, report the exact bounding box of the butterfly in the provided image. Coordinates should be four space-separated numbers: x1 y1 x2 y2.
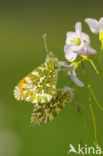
14 52 61 104
14 51 74 126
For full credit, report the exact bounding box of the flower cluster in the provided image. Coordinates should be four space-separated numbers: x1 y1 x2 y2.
63 18 103 150
85 18 103 49
64 22 96 62
64 18 103 87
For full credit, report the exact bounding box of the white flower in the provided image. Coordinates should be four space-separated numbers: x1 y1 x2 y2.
85 17 103 34
69 65 84 87
73 43 96 56
61 62 84 87
85 17 103 49
66 22 90 45
64 22 96 62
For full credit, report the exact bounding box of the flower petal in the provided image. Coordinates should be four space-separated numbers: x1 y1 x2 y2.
81 32 90 43
85 18 99 34
69 66 84 87
61 63 84 87
83 44 97 55
66 32 77 45
64 45 77 62
99 17 103 31
70 40 84 51
75 22 82 36
73 43 97 55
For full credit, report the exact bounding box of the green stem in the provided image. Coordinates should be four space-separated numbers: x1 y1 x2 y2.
81 62 103 155
89 99 98 145
88 59 99 75
100 41 103 62
75 95 103 155
81 62 103 112
89 99 103 156
88 84 103 111
94 56 103 74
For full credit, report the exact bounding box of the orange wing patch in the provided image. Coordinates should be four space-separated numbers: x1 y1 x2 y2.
20 78 25 94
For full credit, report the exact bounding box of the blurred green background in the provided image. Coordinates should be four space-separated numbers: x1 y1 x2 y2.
0 0 103 156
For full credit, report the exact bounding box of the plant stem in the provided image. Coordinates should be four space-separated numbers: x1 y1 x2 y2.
100 41 103 62
94 56 103 74
89 98 103 155
88 84 103 111
89 99 98 145
81 62 103 112
81 62 103 155
89 59 99 75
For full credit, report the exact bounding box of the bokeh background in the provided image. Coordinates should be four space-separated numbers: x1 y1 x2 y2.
0 0 103 156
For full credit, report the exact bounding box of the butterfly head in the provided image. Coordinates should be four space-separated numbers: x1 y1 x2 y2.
46 52 60 69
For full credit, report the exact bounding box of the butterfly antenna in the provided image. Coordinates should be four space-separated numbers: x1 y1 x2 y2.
42 34 49 54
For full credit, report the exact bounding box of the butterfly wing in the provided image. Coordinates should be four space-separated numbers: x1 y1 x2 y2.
14 62 57 104
31 88 74 126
